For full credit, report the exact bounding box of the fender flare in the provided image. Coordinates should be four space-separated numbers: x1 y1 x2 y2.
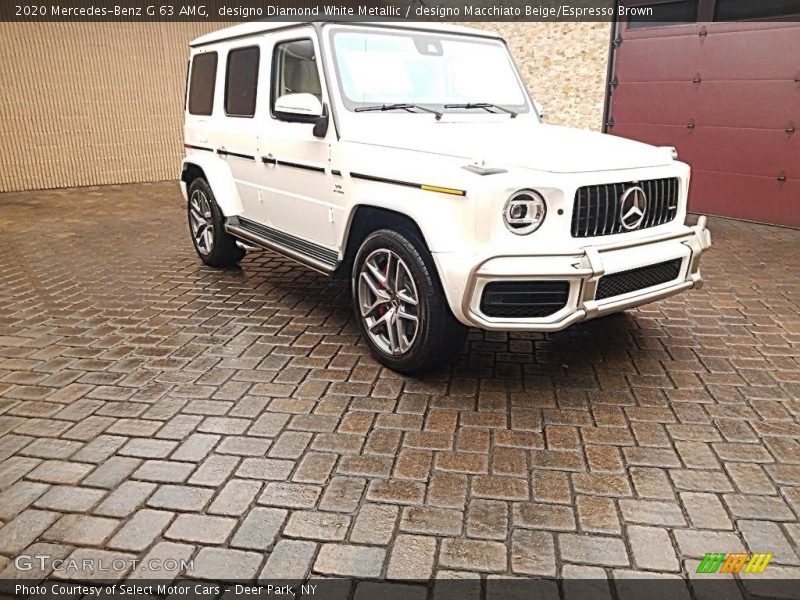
181 152 243 216
342 193 467 255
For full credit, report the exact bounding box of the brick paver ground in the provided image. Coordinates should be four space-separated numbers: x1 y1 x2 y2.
0 183 798 585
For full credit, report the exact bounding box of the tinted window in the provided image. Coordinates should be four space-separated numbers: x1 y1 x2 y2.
627 0 698 28
715 0 800 20
272 39 322 113
225 46 260 117
188 52 217 116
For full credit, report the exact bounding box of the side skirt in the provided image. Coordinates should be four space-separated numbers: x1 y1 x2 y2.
225 216 340 275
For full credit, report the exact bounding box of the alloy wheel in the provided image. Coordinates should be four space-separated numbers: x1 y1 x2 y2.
189 190 214 255
357 248 420 356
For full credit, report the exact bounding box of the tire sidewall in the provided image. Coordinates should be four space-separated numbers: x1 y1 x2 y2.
351 229 435 371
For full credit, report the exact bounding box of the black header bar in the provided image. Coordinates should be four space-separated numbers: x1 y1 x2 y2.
3 0 799 23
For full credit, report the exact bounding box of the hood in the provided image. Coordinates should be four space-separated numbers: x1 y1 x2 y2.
345 120 673 173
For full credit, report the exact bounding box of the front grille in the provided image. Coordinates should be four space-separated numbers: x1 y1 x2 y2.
481 281 569 318
571 178 679 238
595 259 682 300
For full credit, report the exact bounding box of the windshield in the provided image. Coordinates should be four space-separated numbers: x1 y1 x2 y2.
329 27 530 114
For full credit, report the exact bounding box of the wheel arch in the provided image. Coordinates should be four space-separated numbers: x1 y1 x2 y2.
180 154 243 216
334 204 433 279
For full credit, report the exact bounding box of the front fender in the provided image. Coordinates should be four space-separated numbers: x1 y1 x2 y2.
346 186 475 254
181 152 243 217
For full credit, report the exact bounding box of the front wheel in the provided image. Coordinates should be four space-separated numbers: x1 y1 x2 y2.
352 229 467 374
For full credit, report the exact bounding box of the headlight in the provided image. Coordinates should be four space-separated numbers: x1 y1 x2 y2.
503 190 546 235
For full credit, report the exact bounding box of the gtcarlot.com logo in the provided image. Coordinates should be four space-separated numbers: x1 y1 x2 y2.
14 554 193 574
696 553 773 574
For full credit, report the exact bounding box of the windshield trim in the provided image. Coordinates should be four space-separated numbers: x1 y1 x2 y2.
326 25 532 116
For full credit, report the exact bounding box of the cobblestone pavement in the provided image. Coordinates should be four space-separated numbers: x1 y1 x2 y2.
0 183 798 588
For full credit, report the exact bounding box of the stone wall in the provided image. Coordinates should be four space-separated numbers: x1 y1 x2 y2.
485 22 610 131
0 22 610 193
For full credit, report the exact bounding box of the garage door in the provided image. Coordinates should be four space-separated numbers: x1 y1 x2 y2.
604 4 800 228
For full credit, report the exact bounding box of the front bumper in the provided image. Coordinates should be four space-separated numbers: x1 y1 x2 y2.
441 217 711 331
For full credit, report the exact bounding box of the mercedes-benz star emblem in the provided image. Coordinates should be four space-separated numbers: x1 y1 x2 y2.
619 186 647 230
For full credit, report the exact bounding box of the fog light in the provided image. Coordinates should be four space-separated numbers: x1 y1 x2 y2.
503 190 546 235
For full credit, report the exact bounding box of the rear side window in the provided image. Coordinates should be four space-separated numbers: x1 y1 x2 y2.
272 39 322 114
188 52 218 116
225 46 260 118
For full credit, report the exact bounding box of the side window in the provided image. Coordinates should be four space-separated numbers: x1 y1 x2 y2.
188 52 217 116
271 39 322 114
225 46 260 118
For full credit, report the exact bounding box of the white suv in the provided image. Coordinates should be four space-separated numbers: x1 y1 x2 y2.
181 21 711 374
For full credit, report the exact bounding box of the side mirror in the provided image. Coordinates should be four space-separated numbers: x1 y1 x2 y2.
274 93 323 123
533 100 545 119
313 104 329 138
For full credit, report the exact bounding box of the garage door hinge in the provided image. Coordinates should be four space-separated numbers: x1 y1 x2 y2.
692 73 702 85
787 123 796 135
613 34 623 49
611 76 619 89
606 116 615 129
778 171 787 183
687 119 696 129
699 27 708 39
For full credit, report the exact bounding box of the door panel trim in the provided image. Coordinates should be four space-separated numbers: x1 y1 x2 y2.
261 156 326 173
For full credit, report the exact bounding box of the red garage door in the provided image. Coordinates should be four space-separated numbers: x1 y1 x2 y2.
605 13 800 228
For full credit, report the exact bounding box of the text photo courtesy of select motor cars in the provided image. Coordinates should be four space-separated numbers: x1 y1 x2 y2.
181 21 711 375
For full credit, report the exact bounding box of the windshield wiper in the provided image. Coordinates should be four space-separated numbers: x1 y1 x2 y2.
354 103 442 120
444 103 517 118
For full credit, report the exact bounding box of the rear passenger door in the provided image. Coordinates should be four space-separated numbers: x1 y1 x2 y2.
215 42 265 222
256 29 338 247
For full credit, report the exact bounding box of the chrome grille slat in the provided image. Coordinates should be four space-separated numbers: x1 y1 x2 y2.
571 177 679 238
583 188 589 238
656 180 662 226
662 179 671 225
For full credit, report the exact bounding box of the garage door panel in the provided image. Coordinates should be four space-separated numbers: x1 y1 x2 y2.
609 22 800 227
612 80 797 130
612 123 797 180
690 171 800 227
616 25 800 82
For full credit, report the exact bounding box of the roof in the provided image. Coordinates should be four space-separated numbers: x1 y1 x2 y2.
190 21 501 47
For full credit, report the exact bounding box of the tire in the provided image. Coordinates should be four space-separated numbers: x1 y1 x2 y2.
187 178 244 268
351 228 468 374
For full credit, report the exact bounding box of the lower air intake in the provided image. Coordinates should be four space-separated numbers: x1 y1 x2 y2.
480 281 570 318
595 259 682 300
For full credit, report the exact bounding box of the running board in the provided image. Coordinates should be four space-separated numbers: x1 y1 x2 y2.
225 216 339 274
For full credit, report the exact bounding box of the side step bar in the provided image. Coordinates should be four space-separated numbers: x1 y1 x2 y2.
225 216 339 275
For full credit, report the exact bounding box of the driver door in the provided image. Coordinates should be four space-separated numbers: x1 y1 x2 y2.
255 30 338 247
